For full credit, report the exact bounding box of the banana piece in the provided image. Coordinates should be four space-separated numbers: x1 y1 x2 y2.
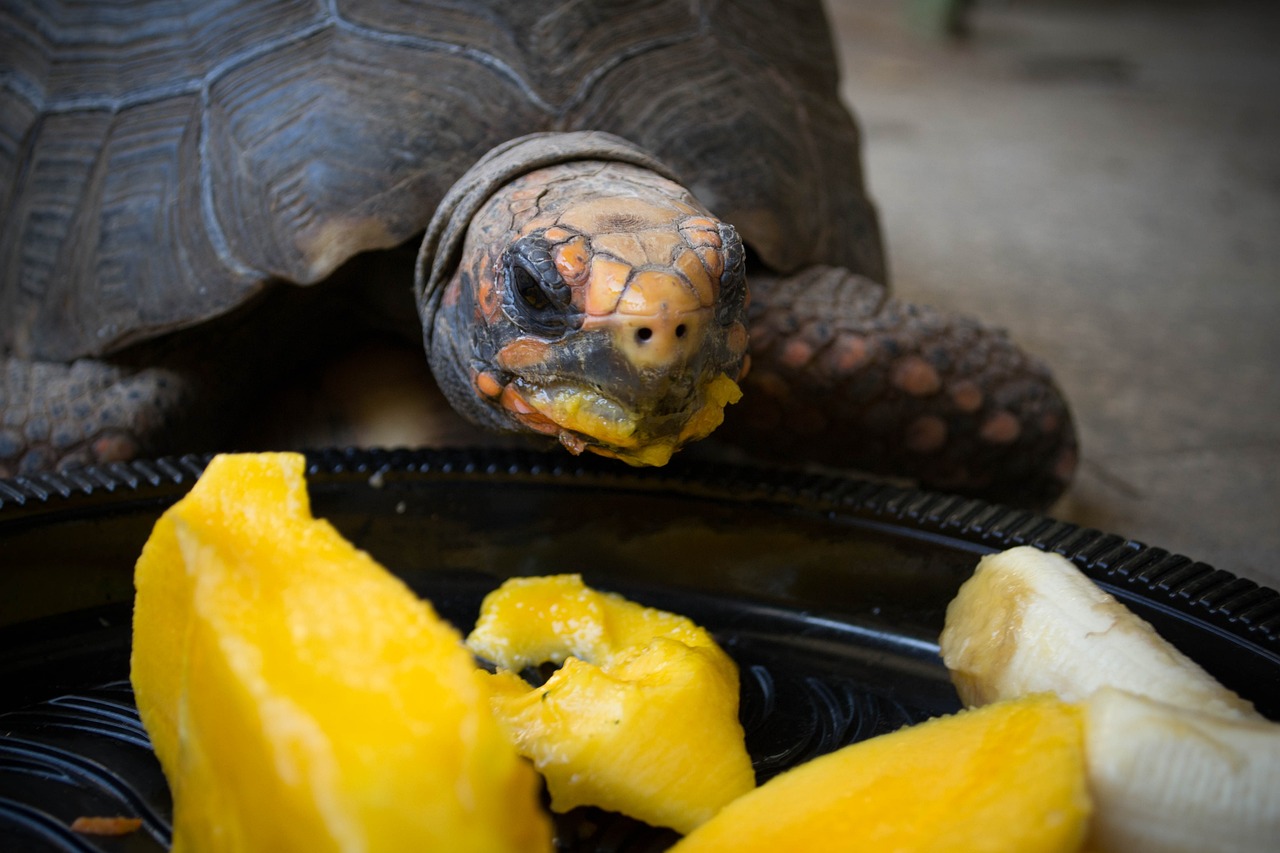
939 545 1260 720
939 546 1280 853
1085 688 1280 853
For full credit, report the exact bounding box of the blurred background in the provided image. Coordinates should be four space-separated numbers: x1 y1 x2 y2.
822 0 1279 586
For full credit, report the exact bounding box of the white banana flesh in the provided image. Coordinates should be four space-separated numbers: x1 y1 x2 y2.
1085 688 1280 853
939 545 1260 720
939 545 1280 853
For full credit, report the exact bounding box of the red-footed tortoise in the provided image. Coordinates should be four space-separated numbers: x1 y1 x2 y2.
0 0 1076 506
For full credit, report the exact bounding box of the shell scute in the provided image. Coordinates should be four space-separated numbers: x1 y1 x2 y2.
2 0 880 361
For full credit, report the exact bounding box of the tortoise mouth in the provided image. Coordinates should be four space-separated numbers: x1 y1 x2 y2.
519 380 640 447
512 373 742 467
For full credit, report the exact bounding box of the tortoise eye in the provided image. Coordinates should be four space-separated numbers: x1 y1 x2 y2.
513 265 550 311
716 222 747 326
500 235 579 337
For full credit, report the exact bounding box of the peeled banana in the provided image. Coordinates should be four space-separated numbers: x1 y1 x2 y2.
939 546 1280 853
1085 687 1280 853
940 545 1260 720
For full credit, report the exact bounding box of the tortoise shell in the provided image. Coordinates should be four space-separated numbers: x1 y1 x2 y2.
0 0 884 363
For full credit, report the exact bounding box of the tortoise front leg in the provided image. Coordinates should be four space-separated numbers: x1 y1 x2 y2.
0 356 208 477
721 266 1077 507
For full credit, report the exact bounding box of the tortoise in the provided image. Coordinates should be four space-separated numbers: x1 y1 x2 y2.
0 0 1077 506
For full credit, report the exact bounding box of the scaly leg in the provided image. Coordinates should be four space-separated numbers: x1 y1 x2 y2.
0 356 207 476
0 247 429 477
722 266 1077 507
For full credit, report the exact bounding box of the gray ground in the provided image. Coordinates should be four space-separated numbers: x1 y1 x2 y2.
824 0 1279 587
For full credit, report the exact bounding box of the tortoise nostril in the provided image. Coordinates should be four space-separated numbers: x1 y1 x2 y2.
636 327 653 343
675 324 686 338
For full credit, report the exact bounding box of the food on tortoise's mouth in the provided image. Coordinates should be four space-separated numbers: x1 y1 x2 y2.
941 546 1280 853
519 381 638 446
465 574 755 834
520 372 742 466
130 453 552 852
669 693 1091 853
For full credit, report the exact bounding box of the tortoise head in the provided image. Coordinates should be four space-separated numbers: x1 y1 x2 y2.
419 139 749 465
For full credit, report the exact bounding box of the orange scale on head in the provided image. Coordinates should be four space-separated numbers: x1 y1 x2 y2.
499 385 536 417
729 323 748 352
499 385 529 413
476 275 502 322
680 220 721 249
681 216 719 233
553 237 591 288
520 214 559 235
638 231 685 267
559 197 668 234
519 412 562 436
585 256 633 316
618 269 701 316
592 232 647 265
673 248 714 306
474 370 504 399
695 246 724 280
497 338 552 372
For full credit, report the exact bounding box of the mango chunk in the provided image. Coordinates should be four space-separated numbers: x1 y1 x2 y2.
670 694 1091 853
130 453 551 853
465 574 754 834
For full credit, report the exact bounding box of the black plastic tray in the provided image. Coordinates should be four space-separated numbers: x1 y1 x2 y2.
2 448 1278 851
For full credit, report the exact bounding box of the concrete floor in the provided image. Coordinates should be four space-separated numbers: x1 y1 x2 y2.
824 0 1280 587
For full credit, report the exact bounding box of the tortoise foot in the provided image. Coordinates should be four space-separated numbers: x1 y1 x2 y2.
0 357 202 477
722 267 1077 508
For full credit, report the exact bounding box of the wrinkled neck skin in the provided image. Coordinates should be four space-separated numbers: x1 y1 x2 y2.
427 160 749 466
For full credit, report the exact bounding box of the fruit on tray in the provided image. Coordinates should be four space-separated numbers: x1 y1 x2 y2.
466 573 755 833
1084 687 1280 853
940 546 1279 853
668 693 1091 853
939 546 1260 719
130 452 551 852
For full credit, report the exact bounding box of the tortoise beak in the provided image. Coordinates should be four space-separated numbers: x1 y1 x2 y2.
498 296 745 466
514 368 743 468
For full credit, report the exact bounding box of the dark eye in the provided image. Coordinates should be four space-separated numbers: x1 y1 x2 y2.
500 235 579 337
513 265 550 311
716 222 747 325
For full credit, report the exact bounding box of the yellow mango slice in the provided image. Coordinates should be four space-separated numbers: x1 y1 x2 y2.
677 372 743 444
670 694 1091 853
466 574 754 834
130 453 551 853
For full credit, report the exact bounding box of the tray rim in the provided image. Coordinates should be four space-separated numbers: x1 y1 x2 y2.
1 445 1277 650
